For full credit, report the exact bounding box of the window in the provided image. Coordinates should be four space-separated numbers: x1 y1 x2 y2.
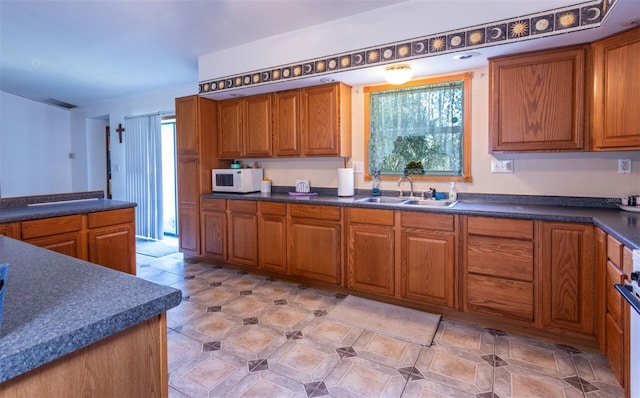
364 72 471 182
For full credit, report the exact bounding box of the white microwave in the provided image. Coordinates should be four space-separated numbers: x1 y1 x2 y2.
212 168 263 193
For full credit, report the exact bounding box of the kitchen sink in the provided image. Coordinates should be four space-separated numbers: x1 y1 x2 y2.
355 196 409 204
402 199 458 208
355 196 458 208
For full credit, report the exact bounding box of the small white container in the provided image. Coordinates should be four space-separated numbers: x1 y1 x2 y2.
260 180 272 193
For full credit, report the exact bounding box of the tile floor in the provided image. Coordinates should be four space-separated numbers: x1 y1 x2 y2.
136 249 625 398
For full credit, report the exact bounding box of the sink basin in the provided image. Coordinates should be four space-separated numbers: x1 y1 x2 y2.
355 196 408 204
403 199 458 208
355 196 458 208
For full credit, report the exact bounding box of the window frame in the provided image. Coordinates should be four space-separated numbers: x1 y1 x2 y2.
364 72 472 183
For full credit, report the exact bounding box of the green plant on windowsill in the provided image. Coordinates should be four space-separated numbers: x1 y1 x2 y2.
404 161 425 176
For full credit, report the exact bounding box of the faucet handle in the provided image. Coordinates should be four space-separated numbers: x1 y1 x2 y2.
398 189 404 197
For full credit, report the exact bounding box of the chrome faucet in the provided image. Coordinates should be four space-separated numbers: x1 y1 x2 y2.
397 175 415 198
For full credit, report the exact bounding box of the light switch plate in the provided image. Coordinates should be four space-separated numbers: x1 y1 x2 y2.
352 161 364 174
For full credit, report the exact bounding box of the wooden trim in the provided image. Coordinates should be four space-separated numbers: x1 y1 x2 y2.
363 72 473 182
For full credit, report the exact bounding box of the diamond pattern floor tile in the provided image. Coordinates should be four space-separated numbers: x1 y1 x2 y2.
137 254 623 398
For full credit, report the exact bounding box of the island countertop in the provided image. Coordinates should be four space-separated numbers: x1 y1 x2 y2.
0 236 182 383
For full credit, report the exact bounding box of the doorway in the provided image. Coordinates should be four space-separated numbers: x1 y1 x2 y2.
161 117 178 238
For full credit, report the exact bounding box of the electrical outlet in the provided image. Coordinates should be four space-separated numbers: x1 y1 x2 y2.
352 161 364 174
491 159 513 173
618 159 632 174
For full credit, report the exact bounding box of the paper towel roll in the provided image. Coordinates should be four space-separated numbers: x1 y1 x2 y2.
337 168 354 197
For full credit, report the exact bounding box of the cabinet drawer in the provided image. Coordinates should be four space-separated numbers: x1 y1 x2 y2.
87 208 134 229
202 198 226 211
400 211 453 232
467 274 534 322
21 215 83 239
228 200 257 213
607 235 622 265
290 204 341 221
348 208 394 226
606 260 627 326
467 235 534 281
259 202 286 216
467 216 533 240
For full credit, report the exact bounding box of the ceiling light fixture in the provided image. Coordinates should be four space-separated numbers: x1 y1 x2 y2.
385 64 413 85
453 52 480 60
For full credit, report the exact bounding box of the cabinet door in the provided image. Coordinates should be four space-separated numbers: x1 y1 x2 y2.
592 27 640 150
605 312 625 386
400 229 454 308
175 95 199 157
540 222 594 335
0 223 20 239
301 84 340 156
489 46 586 152
244 94 272 157
202 210 227 261
88 224 136 275
177 157 200 255
218 99 244 159
228 201 258 267
348 223 394 296
273 90 301 156
25 232 86 260
259 214 287 272
289 217 342 285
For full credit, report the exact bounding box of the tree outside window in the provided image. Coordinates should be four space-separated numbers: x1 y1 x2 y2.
364 73 472 182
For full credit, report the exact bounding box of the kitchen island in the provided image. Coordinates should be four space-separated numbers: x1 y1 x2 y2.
0 191 138 275
0 236 181 396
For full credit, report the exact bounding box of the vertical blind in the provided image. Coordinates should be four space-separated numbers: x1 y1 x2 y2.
124 114 163 240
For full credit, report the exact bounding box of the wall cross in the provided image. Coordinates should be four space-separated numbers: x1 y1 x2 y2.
116 123 125 143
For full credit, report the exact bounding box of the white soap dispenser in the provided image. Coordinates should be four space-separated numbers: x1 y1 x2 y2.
449 182 457 201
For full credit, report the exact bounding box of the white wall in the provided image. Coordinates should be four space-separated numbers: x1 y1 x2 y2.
0 91 73 197
69 84 196 200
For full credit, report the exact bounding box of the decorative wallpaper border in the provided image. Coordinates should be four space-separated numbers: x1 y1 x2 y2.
199 0 616 95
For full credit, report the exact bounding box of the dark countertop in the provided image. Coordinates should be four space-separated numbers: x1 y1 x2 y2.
0 236 182 383
0 198 136 223
203 191 640 249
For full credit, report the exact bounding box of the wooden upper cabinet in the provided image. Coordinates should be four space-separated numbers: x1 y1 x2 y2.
244 94 272 157
217 98 244 159
591 27 640 151
273 90 301 157
175 95 200 157
489 45 587 152
300 83 352 157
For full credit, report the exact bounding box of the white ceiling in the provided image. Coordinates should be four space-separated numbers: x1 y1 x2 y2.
0 0 638 109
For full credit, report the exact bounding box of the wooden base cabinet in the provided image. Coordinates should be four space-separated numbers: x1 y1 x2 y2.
201 198 227 261
0 314 169 398
347 208 395 296
258 202 288 273
288 204 343 285
400 211 455 308
87 208 136 275
228 200 258 267
0 223 20 239
539 222 594 336
21 214 86 260
462 216 535 323
603 234 631 391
